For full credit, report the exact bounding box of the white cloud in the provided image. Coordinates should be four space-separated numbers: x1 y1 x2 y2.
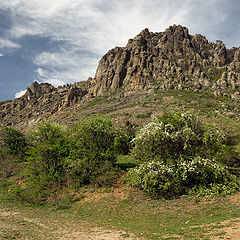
0 53 4 57
5 0 190 53
4 0 237 50
15 89 26 99
34 49 99 86
0 38 21 50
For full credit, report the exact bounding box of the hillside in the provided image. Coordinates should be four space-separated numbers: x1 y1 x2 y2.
0 24 240 131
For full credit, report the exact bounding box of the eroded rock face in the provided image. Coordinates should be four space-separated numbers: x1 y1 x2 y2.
0 80 91 128
1 25 240 129
92 24 239 96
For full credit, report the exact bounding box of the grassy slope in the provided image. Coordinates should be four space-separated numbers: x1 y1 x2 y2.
0 184 240 239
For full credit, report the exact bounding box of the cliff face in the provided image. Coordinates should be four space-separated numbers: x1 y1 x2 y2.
92 25 240 97
0 78 94 128
1 25 240 129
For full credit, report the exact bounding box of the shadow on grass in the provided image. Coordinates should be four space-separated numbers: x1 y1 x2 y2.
117 162 138 171
116 155 139 171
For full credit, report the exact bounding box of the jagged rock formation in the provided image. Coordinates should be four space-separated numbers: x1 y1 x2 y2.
0 79 93 128
93 25 240 97
0 24 240 128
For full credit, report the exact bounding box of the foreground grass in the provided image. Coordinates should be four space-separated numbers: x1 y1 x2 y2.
0 154 240 239
1 180 240 240
68 190 240 239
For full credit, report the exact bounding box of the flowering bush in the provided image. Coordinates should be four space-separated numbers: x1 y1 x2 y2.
126 157 240 197
126 161 184 197
131 111 226 163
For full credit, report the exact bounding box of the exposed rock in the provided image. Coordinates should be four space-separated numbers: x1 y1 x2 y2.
65 87 88 106
92 24 240 97
0 78 92 128
0 24 240 129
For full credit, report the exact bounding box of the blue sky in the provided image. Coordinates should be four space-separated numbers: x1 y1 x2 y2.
0 0 240 101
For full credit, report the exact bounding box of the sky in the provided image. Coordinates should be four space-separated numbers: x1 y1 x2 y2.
0 0 240 101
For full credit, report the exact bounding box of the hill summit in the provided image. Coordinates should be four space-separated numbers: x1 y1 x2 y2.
1 25 240 129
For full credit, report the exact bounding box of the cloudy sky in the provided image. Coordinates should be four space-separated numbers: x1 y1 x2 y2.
0 0 240 101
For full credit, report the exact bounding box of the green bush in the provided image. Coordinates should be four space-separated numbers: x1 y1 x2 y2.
26 123 75 185
127 157 240 198
0 127 28 158
21 123 75 202
69 115 126 161
19 117 123 202
131 111 226 163
126 161 184 197
128 111 239 198
67 116 122 186
0 127 28 178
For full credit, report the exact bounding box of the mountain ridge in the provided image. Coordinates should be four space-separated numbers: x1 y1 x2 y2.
1 24 240 129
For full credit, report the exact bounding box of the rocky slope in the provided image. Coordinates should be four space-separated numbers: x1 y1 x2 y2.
1 25 240 129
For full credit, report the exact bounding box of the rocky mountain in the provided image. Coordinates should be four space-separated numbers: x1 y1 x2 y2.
93 25 240 97
1 25 240 129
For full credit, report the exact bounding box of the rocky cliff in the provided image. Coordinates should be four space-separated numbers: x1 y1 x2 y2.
93 25 240 98
1 25 240 129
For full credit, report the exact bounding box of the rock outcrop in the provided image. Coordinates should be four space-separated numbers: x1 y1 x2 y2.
0 80 91 128
0 24 240 129
92 25 240 96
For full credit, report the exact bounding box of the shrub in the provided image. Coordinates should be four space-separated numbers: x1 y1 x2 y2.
0 127 28 177
0 127 28 158
69 115 124 162
26 123 74 185
128 112 239 198
131 111 226 163
11 118 124 203
67 116 122 186
22 123 75 202
126 161 184 197
126 157 240 198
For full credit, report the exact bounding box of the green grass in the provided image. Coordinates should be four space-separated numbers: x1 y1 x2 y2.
116 155 139 171
203 66 226 82
70 192 240 239
1 184 239 240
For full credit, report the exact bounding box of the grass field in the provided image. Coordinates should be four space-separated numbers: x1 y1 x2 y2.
1 175 240 240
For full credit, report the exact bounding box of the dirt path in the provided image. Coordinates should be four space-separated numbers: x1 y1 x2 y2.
0 205 139 240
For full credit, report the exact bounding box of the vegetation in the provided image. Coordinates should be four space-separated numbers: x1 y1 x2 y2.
127 112 240 197
0 111 239 204
0 127 28 178
127 157 239 198
131 111 226 163
0 116 130 203
0 107 239 239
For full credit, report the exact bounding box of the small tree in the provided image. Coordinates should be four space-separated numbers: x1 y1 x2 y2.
26 123 74 184
67 116 122 186
0 127 28 157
